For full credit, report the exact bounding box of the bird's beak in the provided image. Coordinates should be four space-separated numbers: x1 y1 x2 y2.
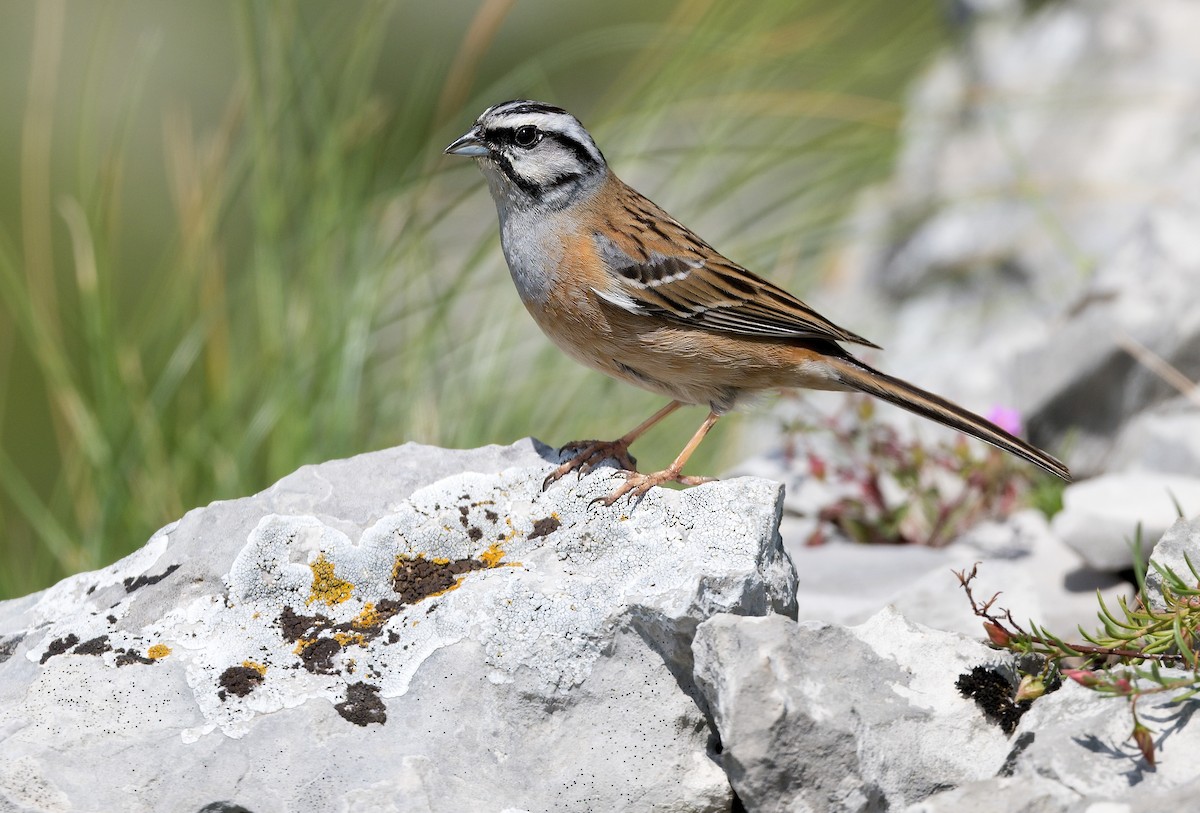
444 127 490 157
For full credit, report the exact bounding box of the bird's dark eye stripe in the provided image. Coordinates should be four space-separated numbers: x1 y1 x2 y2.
489 127 540 148
488 127 515 145
486 127 600 170
544 132 600 170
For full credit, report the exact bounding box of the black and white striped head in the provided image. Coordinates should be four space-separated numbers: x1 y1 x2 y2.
445 100 607 209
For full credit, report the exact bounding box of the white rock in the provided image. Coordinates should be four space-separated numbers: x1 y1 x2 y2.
0 440 795 813
1004 676 1200 801
693 608 1017 812
1053 473 1200 571
696 607 1200 813
818 0 1200 476
1144 514 1200 612
1109 399 1200 476
904 775 1079 813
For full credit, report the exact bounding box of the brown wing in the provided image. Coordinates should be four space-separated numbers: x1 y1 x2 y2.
588 178 880 349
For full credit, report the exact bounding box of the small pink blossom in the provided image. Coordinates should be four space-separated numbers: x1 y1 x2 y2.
1062 669 1100 687
983 622 1012 647
986 405 1024 437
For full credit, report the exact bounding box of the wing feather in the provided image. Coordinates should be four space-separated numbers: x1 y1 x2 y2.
589 185 880 349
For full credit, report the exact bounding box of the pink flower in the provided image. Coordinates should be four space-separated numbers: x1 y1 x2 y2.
1062 669 1100 687
986 405 1023 437
983 622 1012 647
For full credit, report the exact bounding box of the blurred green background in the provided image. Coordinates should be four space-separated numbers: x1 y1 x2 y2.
0 0 945 598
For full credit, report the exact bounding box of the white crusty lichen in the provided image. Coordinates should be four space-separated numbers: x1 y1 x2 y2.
23 461 792 743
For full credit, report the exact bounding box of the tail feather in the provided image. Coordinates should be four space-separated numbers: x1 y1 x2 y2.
828 357 1070 481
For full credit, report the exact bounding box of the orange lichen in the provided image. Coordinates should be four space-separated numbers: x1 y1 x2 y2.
333 631 367 648
480 542 507 569
242 660 268 676
147 644 171 660
351 602 381 629
306 553 354 606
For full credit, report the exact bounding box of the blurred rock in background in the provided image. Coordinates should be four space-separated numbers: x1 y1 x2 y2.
742 0 1200 635
826 0 1200 477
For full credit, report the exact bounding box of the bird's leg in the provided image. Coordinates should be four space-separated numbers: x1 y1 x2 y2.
543 401 684 490
593 411 721 507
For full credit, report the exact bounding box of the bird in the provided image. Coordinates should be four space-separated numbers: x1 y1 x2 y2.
444 100 1070 505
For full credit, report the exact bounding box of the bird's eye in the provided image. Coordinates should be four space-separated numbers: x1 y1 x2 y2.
513 126 540 148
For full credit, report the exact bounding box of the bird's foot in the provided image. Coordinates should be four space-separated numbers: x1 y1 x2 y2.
543 439 639 491
590 468 717 507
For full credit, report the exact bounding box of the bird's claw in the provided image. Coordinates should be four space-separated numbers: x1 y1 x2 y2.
543 438 638 492
588 469 718 507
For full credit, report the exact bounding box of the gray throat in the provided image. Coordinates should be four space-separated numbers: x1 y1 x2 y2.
478 159 606 306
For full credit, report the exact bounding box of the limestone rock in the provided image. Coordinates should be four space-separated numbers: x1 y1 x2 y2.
696 607 1200 813
1109 399 1200 476
693 608 1018 813
1052 473 1200 571
1144 514 1200 612
913 669 1200 812
0 439 796 813
821 0 1200 475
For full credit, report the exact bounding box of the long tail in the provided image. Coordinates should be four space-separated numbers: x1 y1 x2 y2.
827 356 1070 481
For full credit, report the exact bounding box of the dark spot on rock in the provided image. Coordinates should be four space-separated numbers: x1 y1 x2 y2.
86 584 97 595
278 602 409 674
300 637 342 674
73 635 112 656
115 649 156 666
956 666 1057 735
392 555 485 604
426 603 438 615
106 615 117 624
386 631 400 644
484 509 498 522
335 681 386 726
467 526 483 542
376 598 402 616
529 516 561 540
123 563 181 593
219 665 264 698
278 606 332 643
40 634 80 664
